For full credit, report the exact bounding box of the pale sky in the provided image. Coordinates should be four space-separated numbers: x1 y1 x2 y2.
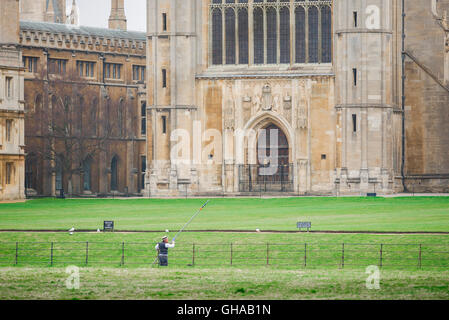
71 0 147 32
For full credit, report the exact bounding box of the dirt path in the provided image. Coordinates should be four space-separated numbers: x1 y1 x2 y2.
0 229 447 235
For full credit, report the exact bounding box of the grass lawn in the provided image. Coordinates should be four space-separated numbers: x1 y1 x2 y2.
0 197 448 232
0 197 448 300
0 232 449 269
1 267 448 300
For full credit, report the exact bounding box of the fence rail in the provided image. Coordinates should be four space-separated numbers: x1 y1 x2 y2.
1 241 449 269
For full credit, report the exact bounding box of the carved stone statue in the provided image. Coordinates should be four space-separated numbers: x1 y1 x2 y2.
283 95 292 123
224 84 235 130
261 84 273 111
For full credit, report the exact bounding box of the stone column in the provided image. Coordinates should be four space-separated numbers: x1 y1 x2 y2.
360 109 369 192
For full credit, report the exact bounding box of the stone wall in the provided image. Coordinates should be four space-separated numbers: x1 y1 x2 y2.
403 0 449 192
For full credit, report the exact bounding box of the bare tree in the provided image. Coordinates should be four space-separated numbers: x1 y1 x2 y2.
28 69 112 195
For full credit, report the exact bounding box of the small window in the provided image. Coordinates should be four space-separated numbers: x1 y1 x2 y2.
5 77 13 98
23 56 38 73
321 154 327 160
353 12 358 27
140 155 146 190
162 69 167 88
141 101 147 135
6 162 13 185
162 13 167 31
104 63 122 80
352 114 357 133
162 115 167 134
48 58 67 75
76 61 96 78
133 65 146 81
6 119 13 141
352 68 357 86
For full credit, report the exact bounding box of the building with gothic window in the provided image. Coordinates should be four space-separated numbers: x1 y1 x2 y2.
145 0 449 196
3 0 148 198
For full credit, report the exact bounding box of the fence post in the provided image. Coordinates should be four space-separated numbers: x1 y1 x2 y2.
379 244 383 268
418 244 422 269
192 243 195 266
341 243 345 269
121 242 125 266
50 242 54 266
266 243 269 265
85 241 89 266
304 243 307 267
15 242 18 265
230 243 233 266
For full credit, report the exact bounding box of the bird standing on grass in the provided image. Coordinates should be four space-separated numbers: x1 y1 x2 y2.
155 236 175 266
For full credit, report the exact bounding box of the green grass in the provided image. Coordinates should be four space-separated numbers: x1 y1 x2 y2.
0 232 448 269
1 267 448 300
0 197 448 232
1 197 449 300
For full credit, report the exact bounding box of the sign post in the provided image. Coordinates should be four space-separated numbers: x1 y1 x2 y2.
297 222 312 232
104 221 114 232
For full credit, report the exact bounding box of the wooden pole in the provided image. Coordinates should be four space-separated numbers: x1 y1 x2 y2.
230 243 233 266
121 242 125 266
266 243 269 265
85 241 89 266
50 242 54 266
304 243 307 267
418 244 422 269
379 244 383 268
341 243 345 269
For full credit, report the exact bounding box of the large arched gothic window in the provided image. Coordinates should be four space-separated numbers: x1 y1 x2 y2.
91 98 98 136
280 6 290 64
83 157 92 191
110 156 118 191
253 6 264 64
210 0 332 66
295 6 306 63
225 8 236 64
266 7 277 64
238 8 249 64
118 99 125 137
212 8 223 65
308 6 319 63
321 5 332 63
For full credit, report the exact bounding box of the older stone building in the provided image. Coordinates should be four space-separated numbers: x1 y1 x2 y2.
0 0 26 201
145 0 449 196
1 0 447 199
19 0 147 197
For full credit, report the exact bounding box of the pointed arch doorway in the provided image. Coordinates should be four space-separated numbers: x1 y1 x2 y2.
239 122 293 192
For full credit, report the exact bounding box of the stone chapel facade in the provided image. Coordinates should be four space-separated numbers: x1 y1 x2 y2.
144 0 449 197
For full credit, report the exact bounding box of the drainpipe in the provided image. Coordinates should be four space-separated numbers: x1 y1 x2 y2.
401 0 407 192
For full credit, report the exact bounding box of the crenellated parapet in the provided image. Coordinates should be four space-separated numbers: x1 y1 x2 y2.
19 21 146 56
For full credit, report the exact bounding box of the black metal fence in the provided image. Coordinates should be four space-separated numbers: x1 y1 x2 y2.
1 241 449 269
238 164 294 192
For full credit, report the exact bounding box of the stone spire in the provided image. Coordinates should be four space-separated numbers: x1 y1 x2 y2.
68 0 79 26
45 0 55 22
109 0 127 31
